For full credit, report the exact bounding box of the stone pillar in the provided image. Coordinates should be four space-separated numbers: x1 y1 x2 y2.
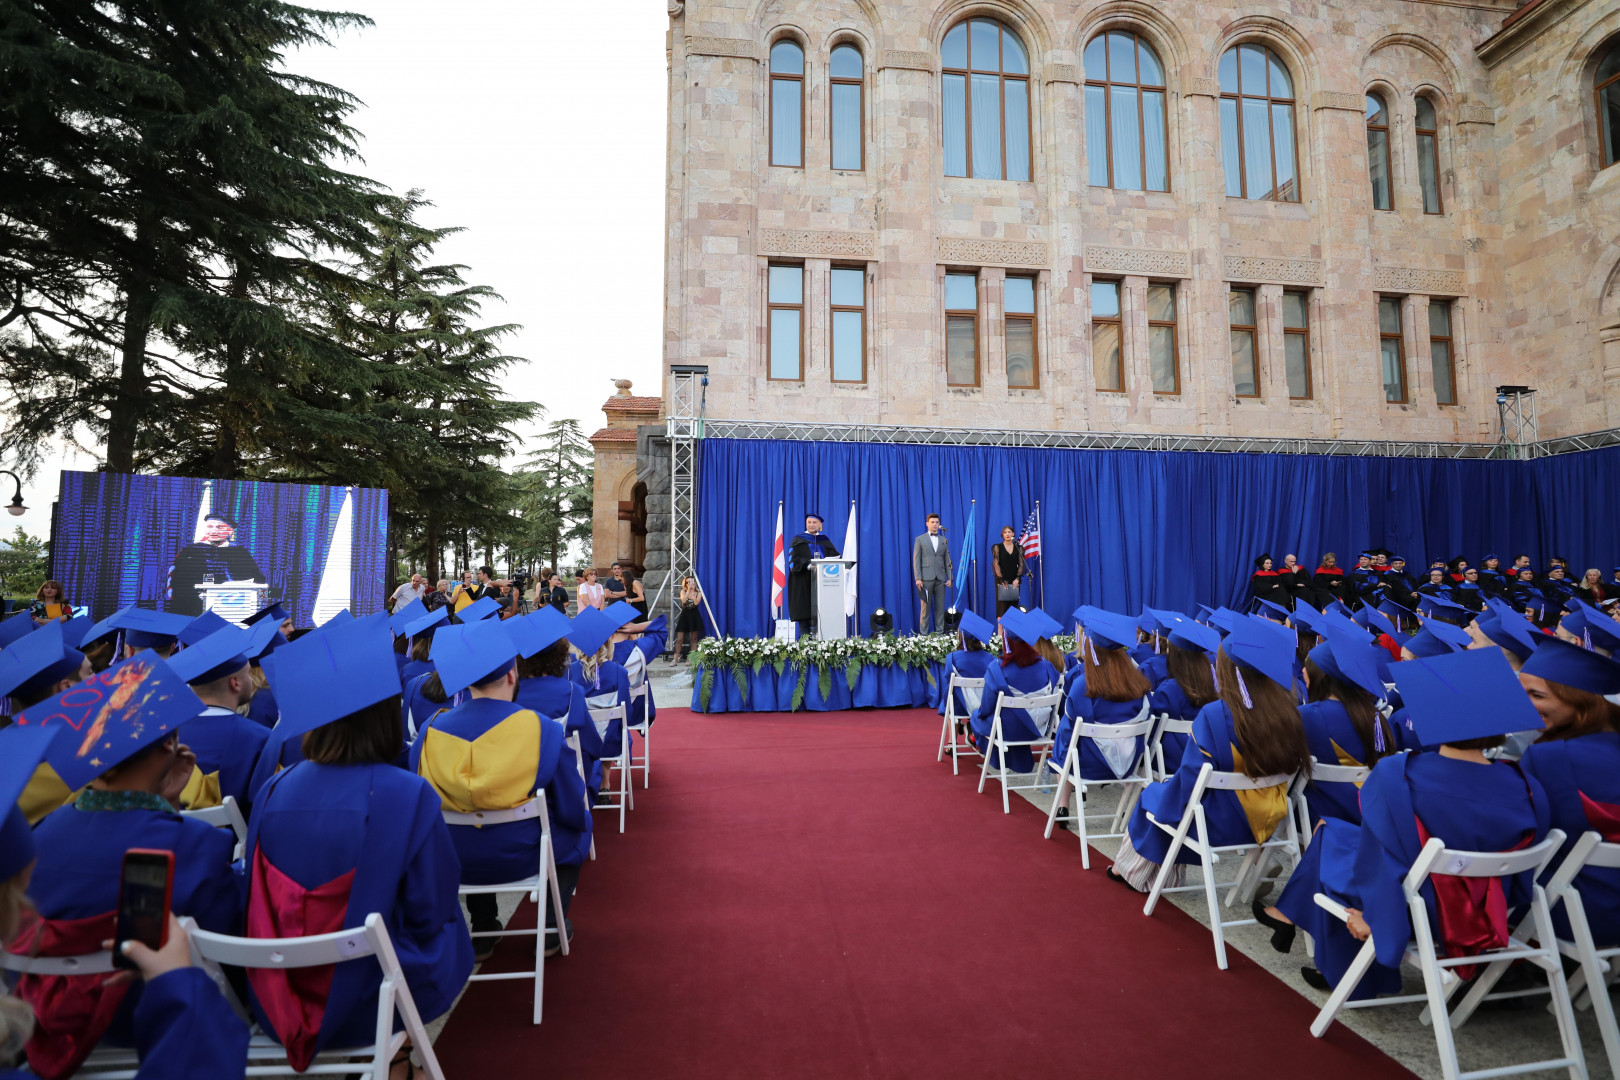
1602 325 1620 429
1256 284 1285 404
804 258 831 383
979 266 1006 393
1121 275 1149 403
1404 294 1430 406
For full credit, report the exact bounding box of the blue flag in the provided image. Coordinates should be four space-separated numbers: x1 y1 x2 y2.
954 503 976 606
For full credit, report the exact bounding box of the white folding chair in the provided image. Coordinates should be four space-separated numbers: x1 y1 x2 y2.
588 703 633 833
935 673 985 775
976 690 1063 813
1448 831 1620 1078
1308 832 1585 1080
181 794 249 861
1149 716 1194 781
627 681 651 789
1141 762 1304 969
565 732 598 862
444 795 572 1025
1290 758 1371 848
1042 709 1156 868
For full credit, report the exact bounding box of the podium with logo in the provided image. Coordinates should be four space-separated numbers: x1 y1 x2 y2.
196 581 269 625
810 558 855 640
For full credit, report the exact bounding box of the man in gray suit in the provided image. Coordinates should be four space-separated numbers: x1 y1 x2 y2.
912 512 953 633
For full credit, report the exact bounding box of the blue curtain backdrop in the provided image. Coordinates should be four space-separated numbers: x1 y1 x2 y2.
696 439 1620 639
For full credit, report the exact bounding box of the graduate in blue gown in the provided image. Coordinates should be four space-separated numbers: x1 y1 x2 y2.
1296 629 1398 827
397 605 446 690
604 601 658 730
0 620 94 824
1127 610 1171 690
563 608 627 795
7 654 241 1078
411 618 591 954
1264 648 1551 996
1051 607 1152 783
250 615 473 1071
165 622 273 816
969 608 1060 773
1148 619 1221 769
0 725 248 1080
937 610 996 721
1112 615 1310 891
1517 639 1620 946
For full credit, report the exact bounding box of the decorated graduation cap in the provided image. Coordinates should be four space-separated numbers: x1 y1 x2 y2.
108 607 192 650
16 651 206 790
604 601 642 633
1521 636 1620 697
179 610 231 647
167 624 252 685
1390 647 1543 744
0 723 59 879
0 620 85 704
1076 608 1138 652
432 617 520 696
458 596 500 624
1310 628 1389 701
404 607 449 639
505 605 572 659
958 609 995 646
1252 597 1292 624
567 607 617 658
1220 616 1297 693
998 607 1043 647
1476 613 1540 662
388 597 429 636
1416 592 1475 626
1167 619 1221 656
260 614 401 742
243 601 291 628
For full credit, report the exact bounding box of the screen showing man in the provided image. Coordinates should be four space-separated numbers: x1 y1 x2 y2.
167 513 267 615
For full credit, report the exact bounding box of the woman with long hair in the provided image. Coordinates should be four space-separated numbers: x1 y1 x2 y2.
991 526 1025 618
562 607 626 800
623 571 649 621
673 576 704 662
968 609 1061 775
1150 619 1222 767
938 610 996 743
29 581 70 625
1313 552 1347 608
1112 617 1310 891
1577 567 1609 605
1050 609 1152 788
1294 633 1396 829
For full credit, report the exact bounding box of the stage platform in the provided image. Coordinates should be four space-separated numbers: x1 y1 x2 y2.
686 656 948 714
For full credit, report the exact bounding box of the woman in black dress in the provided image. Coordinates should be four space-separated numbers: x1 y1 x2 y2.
673 575 704 662
1313 552 1348 608
992 526 1026 617
624 570 649 620
1250 554 1289 609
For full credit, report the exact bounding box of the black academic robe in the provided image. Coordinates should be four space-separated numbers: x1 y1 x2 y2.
167 543 268 615
1250 570 1288 608
788 532 840 622
1313 567 1348 607
1381 570 1417 608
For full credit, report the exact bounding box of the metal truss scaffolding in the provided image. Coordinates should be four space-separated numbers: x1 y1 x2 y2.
665 365 708 623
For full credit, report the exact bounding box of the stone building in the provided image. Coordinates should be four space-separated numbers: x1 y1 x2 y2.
605 0 1620 590
588 381 663 575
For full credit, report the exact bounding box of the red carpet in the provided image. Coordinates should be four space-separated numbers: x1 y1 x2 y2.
433 707 1414 1079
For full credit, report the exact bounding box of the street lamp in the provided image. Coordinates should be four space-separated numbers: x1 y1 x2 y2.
0 472 25 517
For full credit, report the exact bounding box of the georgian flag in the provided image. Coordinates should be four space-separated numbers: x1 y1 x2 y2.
771 504 787 613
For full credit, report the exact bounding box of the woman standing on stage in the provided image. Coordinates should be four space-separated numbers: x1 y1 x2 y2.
673 576 705 663
992 526 1026 618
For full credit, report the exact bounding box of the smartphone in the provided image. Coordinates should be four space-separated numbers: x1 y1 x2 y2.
112 849 174 971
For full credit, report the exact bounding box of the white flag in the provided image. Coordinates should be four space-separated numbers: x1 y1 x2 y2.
843 502 858 618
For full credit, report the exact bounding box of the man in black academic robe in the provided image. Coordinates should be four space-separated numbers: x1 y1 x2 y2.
788 513 839 638
166 512 268 615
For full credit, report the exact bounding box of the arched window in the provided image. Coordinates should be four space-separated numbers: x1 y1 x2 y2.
1415 96 1442 214
1083 31 1168 191
830 44 863 170
1218 44 1299 202
942 18 1031 181
1366 94 1391 210
1598 44 1620 167
770 40 804 167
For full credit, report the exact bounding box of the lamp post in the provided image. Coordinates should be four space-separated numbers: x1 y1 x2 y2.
0 471 26 517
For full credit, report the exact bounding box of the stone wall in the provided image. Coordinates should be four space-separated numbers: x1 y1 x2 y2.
636 424 674 604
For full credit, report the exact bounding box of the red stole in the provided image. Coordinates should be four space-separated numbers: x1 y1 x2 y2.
1580 792 1620 842
245 846 355 1072
1415 818 1530 981
7 910 127 1080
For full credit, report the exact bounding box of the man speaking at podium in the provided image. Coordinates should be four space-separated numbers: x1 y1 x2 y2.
912 513 952 633
788 512 840 638
167 512 268 615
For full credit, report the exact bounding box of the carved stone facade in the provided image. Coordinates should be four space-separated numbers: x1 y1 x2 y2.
661 0 1620 443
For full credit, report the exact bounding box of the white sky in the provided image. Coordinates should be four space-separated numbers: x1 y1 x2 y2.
13 1 668 540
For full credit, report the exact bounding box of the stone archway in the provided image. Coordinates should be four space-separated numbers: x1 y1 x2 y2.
623 480 649 576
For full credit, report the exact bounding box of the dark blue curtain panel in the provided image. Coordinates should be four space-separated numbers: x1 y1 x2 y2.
696 439 1620 639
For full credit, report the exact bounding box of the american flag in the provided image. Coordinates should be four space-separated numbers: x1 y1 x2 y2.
1019 508 1041 559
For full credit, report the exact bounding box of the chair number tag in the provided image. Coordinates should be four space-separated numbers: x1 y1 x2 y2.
1441 854 1472 875
337 933 367 958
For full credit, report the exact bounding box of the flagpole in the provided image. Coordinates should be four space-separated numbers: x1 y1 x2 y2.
970 498 977 616
1036 499 1045 611
846 498 856 638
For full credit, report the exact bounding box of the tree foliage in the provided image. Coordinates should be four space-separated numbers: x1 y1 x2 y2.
512 420 594 574
0 527 47 598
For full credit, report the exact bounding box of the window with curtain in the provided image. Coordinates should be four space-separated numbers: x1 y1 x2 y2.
1366 94 1391 210
1091 281 1123 392
1598 44 1620 168
830 45 863 170
942 18 1031 181
770 41 804 167
1083 31 1168 192
1379 297 1406 403
830 267 865 382
1283 291 1310 399
1229 288 1259 397
1004 276 1037 388
1415 96 1442 214
945 272 979 386
768 264 804 380
1218 44 1298 201
1430 301 1455 405
1148 284 1177 393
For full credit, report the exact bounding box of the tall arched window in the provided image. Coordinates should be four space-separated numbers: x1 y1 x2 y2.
1218 44 1299 202
1598 44 1620 167
1084 31 1168 191
1366 94 1391 210
942 18 1031 181
829 45 863 170
770 40 804 167
1415 96 1442 214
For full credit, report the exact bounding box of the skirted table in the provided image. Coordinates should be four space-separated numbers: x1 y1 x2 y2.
689 658 949 713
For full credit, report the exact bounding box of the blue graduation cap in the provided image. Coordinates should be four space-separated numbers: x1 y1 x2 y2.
1167 619 1221 656
958 609 995 646
505 606 572 659
0 723 60 878
167 624 252 685
1289 604 1326 635
603 601 642 633
321 608 354 626
1416 592 1475 626
457 596 500 624
388 598 429 636
1363 605 1410 647
1221 616 1296 690
1390 648 1543 744
1026 608 1064 642
1521 637 1620 697
79 608 128 648
999 607 1043 646
1311 629 1388 700
108 607 191 649
1076 608 1137 651
1476 613 1539 662
1317 607 1363 638
244 617 285 662
1252 597 1292 624
0 613 38 650
568 608 616 657
243 601 291 628
0 621 85 703
431 617 520 695
15 651 206 789
404 607 449 639
59 615 92 650
179 610 231 647
1378 598 1414 624
1427 618 1474 651
1572 600 1620 652
1403 621 1470 658
1195 604 1217 628
1143 607 1189 634
1206 607 1242 635
261 615 402 742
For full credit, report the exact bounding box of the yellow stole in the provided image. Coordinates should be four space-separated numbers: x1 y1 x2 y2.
417 709 542 815
20 763 75 825
1228 745 1289 844
179 766 223 809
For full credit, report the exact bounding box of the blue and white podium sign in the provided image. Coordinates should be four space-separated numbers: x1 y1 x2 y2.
811 558 855 640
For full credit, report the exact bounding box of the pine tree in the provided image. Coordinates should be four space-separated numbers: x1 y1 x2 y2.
0 526 48 599
513 419 595 576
